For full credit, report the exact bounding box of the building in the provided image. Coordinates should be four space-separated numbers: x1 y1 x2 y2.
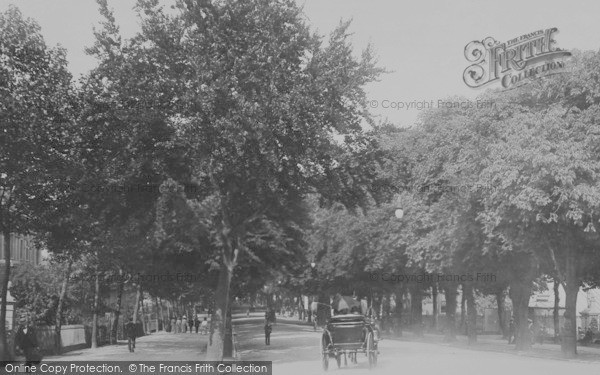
0 233 45 330
529 282 600 335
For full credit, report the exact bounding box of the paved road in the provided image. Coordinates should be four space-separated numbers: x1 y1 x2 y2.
37 322 599 375
236 323 599 375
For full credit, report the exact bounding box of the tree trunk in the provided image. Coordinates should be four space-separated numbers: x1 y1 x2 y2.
432 283 438 332
410 286 423 337
298 295 303 320
496 289 507 338
464 283 477 345
111 270 125 344
91 269 100 349
509 281 532 351
157 297 164 331
140 290 147 334
54 259 73 353
561 248 578 358
553 278 560 344
206 260 234 360
133 284 142 324
0 231 12 361
460 291 467 334
443 284 457 342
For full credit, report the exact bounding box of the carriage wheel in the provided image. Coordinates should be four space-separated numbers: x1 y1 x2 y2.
321 336 329 371
367 332 377 369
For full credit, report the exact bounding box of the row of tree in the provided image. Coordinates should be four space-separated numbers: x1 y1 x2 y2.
304 50 600 358
0 0 389 360
3 0 600 361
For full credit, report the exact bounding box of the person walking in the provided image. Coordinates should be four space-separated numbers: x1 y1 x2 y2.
189 316 194 333
194 315 200 333
15 314 41 367
182 316 188 333
124 317 137 352
176 316 182 334
170 316 176 333
264 321 272 345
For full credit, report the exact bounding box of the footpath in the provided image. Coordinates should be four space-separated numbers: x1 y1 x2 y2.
40 330 208 361
37 314 303 362
388 331 600 363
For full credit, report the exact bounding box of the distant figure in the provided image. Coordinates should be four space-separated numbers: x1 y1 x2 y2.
200 317 208 335
528 319 534 345
15 314 41 366
264 322 272 345
581 328 594 345
124 317 137 353
194 316 200 333
537 324 547 345
176 317 182 334
182 316 188 333
170 316 176 333
508 318 516 344
188 316 194 333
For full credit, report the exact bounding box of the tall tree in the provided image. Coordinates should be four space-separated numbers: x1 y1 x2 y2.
0 6 73 360
108 0 388 359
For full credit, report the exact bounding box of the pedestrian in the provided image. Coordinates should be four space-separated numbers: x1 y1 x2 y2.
528 319 534 345
15 314 41 368
182 316 188 333
170 316 176 334
200 317 208 335
194 315 200 333
189 315 194 333
176 316 182 334
124 317 137 352
508 318 515 344
264 321 272 345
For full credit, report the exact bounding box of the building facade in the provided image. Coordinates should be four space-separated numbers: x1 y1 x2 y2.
0 233 44 330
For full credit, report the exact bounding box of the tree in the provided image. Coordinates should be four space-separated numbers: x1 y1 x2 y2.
99 0 387 359
0 6 73 360
476 56 600 355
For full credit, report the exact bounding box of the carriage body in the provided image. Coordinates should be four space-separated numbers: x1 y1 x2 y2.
320 314 378 370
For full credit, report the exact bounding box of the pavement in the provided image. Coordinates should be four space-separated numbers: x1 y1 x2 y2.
42 330 208 361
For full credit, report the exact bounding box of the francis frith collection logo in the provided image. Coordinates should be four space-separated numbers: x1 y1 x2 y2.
463 28 571 89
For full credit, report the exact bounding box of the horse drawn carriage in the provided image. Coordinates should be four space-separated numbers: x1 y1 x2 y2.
320 296 379 370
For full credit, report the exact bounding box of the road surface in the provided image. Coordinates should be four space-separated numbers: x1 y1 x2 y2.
37 321 599 375
235 322 599 375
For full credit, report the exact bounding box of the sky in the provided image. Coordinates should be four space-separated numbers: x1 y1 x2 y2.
1 0 599 127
